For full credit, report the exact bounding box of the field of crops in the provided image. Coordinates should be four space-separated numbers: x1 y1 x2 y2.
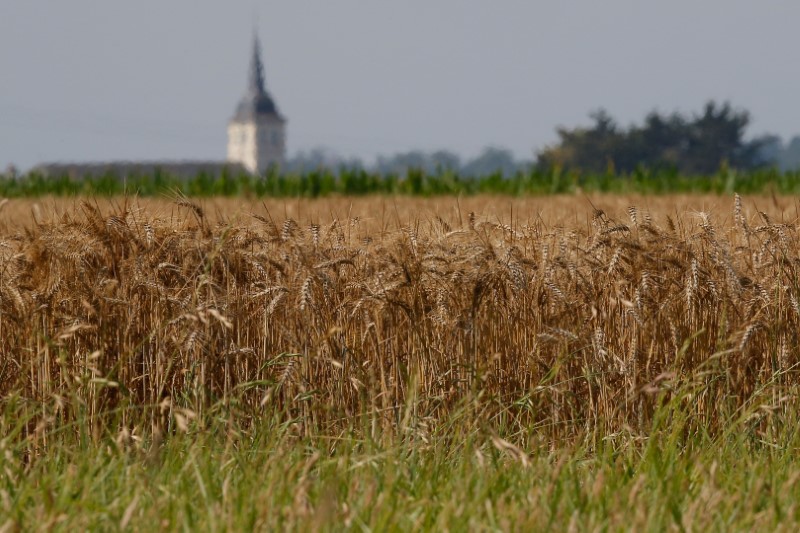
3 193 800 529
4 166 800 198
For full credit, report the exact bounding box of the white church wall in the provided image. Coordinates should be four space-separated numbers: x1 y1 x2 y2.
227 122 259 173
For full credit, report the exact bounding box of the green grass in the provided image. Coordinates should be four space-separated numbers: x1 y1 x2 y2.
3 389 800 531
5 165 800 197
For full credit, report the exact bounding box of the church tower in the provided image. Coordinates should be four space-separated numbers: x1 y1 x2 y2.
227 36 286 173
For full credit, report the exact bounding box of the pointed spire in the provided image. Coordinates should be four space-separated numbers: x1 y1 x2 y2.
248 34 266 95
232 32 283 122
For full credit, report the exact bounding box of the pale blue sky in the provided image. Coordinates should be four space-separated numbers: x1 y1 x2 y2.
1 1 799 170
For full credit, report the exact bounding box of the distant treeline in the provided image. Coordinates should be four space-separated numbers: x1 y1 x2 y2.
284 146 526 177
3 166 800 197
286 100 800 176
6 100 800 196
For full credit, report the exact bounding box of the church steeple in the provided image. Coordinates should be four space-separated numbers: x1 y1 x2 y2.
227 32 287 174
231 35 281 121
248 35 266 96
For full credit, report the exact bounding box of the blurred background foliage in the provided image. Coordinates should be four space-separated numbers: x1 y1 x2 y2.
6 100 800 197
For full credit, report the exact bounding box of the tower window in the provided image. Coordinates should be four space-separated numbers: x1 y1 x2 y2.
271 131 281 146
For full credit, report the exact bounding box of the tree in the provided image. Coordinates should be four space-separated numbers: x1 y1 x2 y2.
683 101 754 174
536 101 768 174
462 147 520 177
374 150 462 175
429 150 461 172
779 136 800 171
754 134 783 169
285 148 364 174
538 109 625 174
375 151 430 175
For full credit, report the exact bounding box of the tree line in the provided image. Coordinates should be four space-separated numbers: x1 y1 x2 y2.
284 146 525 177
537 101 798 175
283 100 800 176
5 101 798 180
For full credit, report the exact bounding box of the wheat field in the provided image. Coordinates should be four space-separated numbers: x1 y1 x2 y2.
4 193 800 529
0 193 798 442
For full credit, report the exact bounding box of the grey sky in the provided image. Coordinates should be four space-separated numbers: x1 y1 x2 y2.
1 1 799 170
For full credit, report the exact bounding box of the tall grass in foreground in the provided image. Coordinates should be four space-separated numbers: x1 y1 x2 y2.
3 389 800 531
2 194 800 528
0 378 800 531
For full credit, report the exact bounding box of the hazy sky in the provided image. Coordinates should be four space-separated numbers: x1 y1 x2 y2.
1 1 799 170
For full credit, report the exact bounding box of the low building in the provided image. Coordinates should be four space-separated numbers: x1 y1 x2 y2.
33 161 245 180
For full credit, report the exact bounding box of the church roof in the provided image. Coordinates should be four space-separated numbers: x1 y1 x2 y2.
232 36 284 123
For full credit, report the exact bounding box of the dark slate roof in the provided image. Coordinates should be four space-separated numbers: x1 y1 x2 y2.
233 93 281 122
232 36 284 123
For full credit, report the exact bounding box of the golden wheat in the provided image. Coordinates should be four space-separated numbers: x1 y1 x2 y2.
1 194 799 442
